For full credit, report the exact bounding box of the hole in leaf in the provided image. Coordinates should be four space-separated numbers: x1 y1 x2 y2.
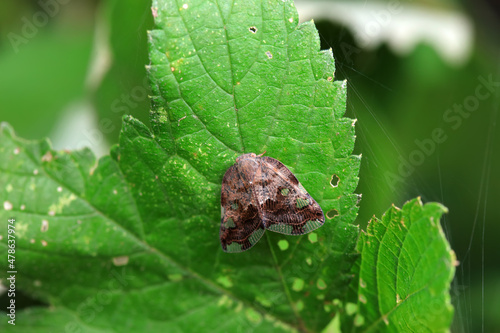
330 174 339 187
327 209 339 219
249 26 257 33
354 313 365 326
316 278 327 290
277 239 289 251
308 233 318 243
292 278 305 292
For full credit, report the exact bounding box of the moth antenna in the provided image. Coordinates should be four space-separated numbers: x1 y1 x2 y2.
257 151 267 157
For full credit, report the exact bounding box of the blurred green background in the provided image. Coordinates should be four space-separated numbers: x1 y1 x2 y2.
0 0 498 332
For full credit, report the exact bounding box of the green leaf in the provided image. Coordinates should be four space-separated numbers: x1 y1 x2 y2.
349 198 456 332
0 0 360 332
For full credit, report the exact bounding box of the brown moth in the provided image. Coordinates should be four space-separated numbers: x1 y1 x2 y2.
220 153 325 253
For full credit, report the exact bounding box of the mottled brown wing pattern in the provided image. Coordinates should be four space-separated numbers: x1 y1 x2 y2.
220 153 324 253
257 157 325 235
219 164 265 253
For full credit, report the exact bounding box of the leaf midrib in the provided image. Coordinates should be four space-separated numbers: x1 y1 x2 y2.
361 209 447 333
8 132 299 332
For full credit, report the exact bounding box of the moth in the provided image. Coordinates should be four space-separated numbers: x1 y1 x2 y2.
220 153 325 253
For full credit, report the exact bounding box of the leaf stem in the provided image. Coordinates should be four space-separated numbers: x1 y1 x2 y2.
266 233 309 333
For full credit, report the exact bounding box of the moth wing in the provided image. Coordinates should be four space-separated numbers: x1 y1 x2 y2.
258 156 324 235
220 164 265 253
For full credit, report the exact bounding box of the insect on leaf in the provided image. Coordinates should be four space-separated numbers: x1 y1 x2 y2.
220 153 324 252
